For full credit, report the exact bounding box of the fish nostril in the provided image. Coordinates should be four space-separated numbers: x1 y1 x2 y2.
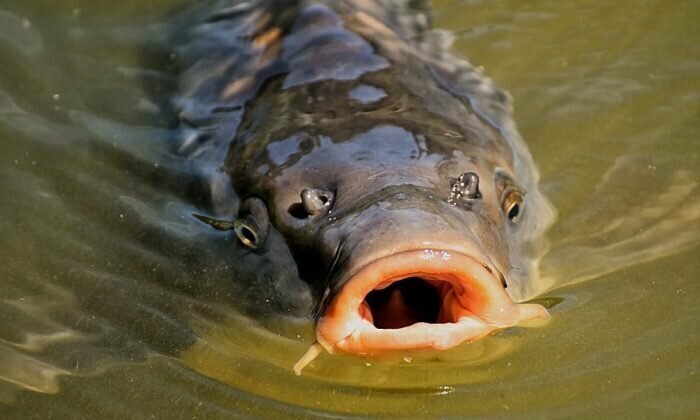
301 188 334 215
288 203 308 219
448 172 481 205
457 172 481 199
289 188 334 219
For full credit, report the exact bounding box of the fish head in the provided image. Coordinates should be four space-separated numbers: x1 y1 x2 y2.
227 114 552 355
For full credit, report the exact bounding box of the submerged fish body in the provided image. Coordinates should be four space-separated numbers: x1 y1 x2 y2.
172 0 555 371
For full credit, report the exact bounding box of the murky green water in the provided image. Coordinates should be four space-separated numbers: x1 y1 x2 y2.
1 0 698 418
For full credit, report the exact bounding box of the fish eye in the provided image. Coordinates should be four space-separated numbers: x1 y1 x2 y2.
234 219 261 249
192 210 266 249
235 197 270 249
502 189 524 223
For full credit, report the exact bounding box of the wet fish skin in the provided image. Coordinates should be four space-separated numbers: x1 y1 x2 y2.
172 0 554 359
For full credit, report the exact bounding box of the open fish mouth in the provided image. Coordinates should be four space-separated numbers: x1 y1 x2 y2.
294 249 549 374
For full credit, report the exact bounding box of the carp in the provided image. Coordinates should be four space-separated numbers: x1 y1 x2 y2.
171 0 555 374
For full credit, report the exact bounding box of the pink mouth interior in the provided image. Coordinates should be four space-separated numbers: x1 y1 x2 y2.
362 276 460 329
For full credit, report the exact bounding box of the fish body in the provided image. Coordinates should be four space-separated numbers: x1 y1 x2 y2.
172 0 555 372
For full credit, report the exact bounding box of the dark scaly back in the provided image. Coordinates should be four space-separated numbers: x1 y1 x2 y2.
171 0 554 301
170 0 431 165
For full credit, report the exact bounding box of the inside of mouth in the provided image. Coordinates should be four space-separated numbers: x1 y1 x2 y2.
364 276 454 329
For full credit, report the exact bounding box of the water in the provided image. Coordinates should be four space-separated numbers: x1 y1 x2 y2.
1 0 698 417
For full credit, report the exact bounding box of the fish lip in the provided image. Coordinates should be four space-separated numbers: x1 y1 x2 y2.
316 248 549 355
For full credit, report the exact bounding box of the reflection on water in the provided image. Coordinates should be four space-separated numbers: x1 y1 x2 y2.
1 0 698 417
